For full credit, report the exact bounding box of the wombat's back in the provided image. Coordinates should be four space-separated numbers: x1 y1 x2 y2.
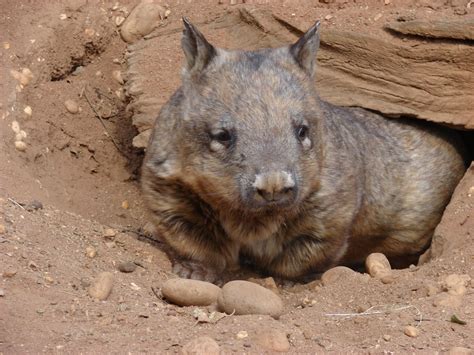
323 103 467 264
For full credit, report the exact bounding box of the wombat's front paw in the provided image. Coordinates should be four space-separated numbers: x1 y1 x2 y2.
172 259 219 284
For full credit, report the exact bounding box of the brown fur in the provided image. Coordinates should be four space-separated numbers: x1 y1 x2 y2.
141 19 467 280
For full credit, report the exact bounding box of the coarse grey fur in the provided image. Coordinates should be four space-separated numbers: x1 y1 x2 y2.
141 19 467 281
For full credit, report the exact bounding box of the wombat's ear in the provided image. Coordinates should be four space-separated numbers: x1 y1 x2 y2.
181 17 216 75
290 21 321 76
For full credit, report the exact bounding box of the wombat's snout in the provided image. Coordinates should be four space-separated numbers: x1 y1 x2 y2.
251 171 297 206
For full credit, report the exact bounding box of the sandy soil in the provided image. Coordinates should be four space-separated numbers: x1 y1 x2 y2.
1 0 473 353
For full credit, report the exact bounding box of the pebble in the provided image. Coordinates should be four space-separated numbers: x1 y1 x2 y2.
14 141 27 151
85 246 97 258
103 228 117 239
321 266 357 286
11 121 20 133
448 347 472 355
468 186 474 196
120 1 166 43
2 270 17 278
26 200 43 211
88 272 114 300
59 13 67 20
162 278 221 306
164 9 171 18
404 325 419 337
236 330 248 339
15 130 27 141
0 289 5 297
84 28 95 37
324 14 333 20
255 328 290 352
0 224 5 234
374 13 382 21
121 200 129 209
365 253 392 279
383 334 391 341
115 16 125 26
112 70 124 84
118 261 137 273
23 106 32 116
64 99 79 114
218 280 284 319
182 336 220 355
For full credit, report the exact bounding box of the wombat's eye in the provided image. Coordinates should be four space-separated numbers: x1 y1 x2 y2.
210 129 233 148
297 125 309 141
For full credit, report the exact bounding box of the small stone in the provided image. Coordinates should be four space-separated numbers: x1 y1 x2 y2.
14 141 27 151
20 68 33 85
120 1 166 43
374 13 382 21
103 228 117 239
59 13 67 20
384 0 391 4
84 28 95 37
162 278 221 306
443 274 471 296
0 224 5 234
448 347 472 355
64 100 79 114
130 282 141 291
85 246 97 258
467 186 474 196
26 200 43 211
404 325 419 337
23 106 32 116
28 261 39 269
71 66 84 76
164 9 171 18
118 261 137 273
115 16 125 26
11 121 20 133
121 200 129 209
236 330 248 339
255 328 290 352
88 272 114 300
15 130 27 141
112 70 124 84
325 14 333 20
0 289 5 297
365 253 392 279
218 280 284 319
433 293 463 308
2 269 17 278
383 334 391 341
321 266 357 286
44 276 54 284
182 336 220 355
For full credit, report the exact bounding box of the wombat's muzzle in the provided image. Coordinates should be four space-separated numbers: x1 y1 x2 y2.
249 170 298 208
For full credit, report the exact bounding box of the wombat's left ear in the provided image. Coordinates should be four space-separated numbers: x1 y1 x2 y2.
290 21 320 77
181 18 216 75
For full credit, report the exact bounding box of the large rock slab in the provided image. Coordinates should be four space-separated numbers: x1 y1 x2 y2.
125 8 474 148
385 19 474 41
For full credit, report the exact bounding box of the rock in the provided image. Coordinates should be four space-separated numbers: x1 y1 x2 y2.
121 200 129 209
442 274 471 296
118 261 137 273
236 330 248 339
103 228 117 239
132 130 152 149
15 130 27 141
321 266 357 286
383 334 391 341
115 16 125 26
182 336 220 355
365 253 392 279
0 224 5 234
433 293 463 308
85 246 97 258
23 106 32 116
255 328 290 352
0 289 5 297
2 270 17 278
218 280 284 318
14 141 27 151
59 13 67 20
26 200 43 211
162 278 221 306
112 70 124 84
448 347 472 355
64 100 79 114
120 1 166 43
88 272 114 300
247 277 279 294
404 325 419 337
386 19 474 41
11 121 20 133
10 68 33 86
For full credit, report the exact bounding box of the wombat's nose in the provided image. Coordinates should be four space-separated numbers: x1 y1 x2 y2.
253 171 296 203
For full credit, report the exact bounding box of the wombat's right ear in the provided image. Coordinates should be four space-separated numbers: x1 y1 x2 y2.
290 21 320 77
181 18 216 75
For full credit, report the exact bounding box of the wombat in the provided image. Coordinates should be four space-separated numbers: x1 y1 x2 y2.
141 18 467 281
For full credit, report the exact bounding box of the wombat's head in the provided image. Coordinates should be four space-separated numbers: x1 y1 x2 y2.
156 19 324 214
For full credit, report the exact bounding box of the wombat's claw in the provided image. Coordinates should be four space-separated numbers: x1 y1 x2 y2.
172 260 218 284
